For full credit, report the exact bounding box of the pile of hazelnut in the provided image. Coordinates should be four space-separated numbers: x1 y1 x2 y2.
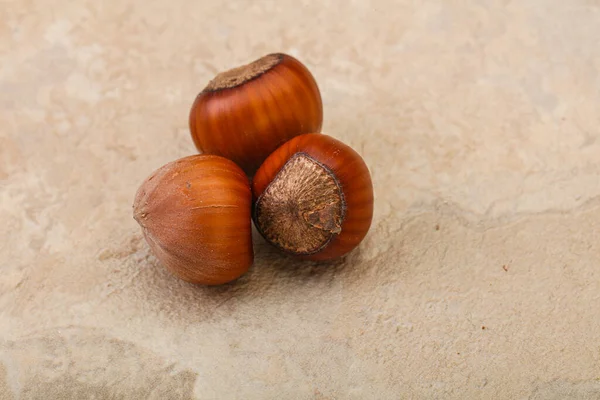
132 53 374 285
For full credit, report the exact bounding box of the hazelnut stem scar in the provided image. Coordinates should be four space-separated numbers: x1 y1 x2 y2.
254 153 346 255
204 54 283 92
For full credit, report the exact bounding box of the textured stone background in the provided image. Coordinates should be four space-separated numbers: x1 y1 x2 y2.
2 0 600 398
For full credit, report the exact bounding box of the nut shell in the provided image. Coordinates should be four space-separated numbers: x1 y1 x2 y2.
252 133 374 261
133 155 253 285
189 53 323 175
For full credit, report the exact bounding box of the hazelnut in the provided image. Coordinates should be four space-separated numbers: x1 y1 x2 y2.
133 155 253 285
252 133 374 261
189 53 323 175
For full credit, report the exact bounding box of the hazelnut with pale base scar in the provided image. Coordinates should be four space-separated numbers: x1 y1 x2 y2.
252 133 374 261
189 53 323 176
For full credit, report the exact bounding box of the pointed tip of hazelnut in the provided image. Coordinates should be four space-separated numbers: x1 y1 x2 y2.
132 208 147 225
133 181 153 227
132 194 149 227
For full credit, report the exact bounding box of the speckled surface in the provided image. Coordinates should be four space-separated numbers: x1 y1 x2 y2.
2 0 600 398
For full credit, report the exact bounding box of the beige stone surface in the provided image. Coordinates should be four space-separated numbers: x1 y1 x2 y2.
2 0 600 398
